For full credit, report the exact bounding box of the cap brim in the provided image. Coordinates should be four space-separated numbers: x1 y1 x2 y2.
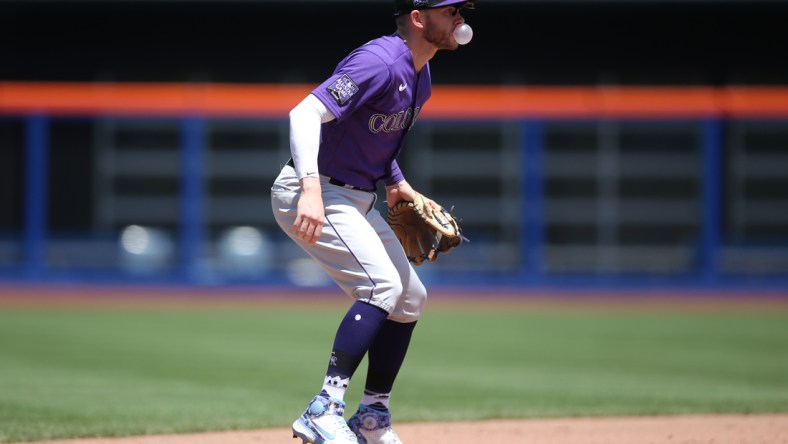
395 0 474 16
429 0 473 8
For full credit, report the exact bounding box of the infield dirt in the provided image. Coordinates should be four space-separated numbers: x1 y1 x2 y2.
20 414 788 444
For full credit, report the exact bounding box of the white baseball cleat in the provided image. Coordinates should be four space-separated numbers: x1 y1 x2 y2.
347 404 403 444
292 392 359 444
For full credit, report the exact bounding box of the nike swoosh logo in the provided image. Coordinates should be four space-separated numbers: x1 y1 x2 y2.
312 422 336 440
399 83 407 92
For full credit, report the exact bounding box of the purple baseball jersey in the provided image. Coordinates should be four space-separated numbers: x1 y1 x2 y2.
311 34 433 191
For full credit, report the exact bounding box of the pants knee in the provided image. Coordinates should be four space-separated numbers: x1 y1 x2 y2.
362 277 427 323
389 280 427 323
362 279 403 313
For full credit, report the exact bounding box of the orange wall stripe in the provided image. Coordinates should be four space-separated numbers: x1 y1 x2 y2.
1 82 787 118
0 82 311 117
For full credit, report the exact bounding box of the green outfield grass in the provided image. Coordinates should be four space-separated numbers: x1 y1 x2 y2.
1 299 787 442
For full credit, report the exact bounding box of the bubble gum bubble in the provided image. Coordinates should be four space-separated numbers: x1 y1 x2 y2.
453 23 473 45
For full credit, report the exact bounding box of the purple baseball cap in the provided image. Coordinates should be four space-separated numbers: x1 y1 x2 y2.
393 0 475 16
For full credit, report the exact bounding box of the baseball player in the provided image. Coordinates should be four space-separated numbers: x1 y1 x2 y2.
271 1 475 442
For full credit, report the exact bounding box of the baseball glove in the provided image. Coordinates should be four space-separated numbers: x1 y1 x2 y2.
387 194 464 266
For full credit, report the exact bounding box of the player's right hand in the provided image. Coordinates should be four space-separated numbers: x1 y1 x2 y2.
293 177 324 244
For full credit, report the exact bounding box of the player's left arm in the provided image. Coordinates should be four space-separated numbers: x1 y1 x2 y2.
385 180 439 220
386 180 416 208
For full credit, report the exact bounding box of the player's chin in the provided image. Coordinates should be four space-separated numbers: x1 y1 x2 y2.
439 39 460 50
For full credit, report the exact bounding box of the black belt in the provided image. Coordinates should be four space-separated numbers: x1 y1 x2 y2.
285 159 374 192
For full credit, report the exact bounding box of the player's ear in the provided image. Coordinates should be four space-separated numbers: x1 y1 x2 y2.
411 9 425 28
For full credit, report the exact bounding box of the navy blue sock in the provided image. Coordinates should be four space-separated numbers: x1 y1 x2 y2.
364 319 417 397
323 301 389 397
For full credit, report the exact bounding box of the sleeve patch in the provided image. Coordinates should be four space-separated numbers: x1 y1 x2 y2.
326 74 359 105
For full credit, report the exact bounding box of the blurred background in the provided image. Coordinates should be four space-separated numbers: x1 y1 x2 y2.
1 0 787 289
